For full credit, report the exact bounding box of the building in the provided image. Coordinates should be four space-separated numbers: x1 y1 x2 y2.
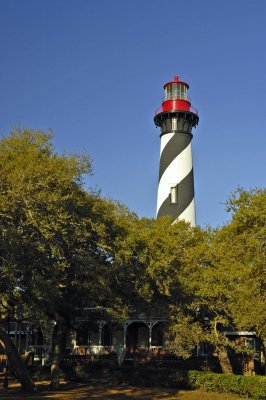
154 74 199 226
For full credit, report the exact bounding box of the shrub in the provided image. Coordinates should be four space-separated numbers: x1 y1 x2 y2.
115 367 266 399
117 367 191 388
61 356 118 382
188 371 266 400
30 365 51 381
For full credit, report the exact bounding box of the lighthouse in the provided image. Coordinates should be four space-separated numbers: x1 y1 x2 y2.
154 74 199 226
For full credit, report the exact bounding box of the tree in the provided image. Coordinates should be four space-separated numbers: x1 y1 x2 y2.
0 298 35 391
109 216 200 313
0 128 93 387
0 128 136 389
109 215 210 360
223 188 266 338
169 189 266 373
220 189 266 371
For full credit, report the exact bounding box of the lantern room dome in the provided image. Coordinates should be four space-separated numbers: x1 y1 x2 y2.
154 74 199 127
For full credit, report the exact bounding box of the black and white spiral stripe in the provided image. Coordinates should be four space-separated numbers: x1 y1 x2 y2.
156 130 196 226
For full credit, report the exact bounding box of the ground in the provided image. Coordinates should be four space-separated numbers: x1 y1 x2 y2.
0 378 243 400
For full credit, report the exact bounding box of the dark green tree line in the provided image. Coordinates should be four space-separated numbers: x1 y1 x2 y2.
0 128 265 392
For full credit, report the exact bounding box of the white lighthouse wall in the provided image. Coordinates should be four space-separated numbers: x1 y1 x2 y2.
177 199 196 226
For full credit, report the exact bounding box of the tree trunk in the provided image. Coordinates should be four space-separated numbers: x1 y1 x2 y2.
0 326 35 392
50 318 67 389
262 336 266 375
217 346 233 374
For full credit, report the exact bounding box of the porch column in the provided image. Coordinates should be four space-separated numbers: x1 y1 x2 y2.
148 321 158 351
14 322 18 346
123 322 130 350
97 321 106 348
148 323 152 350
72 329 77 348
18 322 22 353
49 321 56 351
25 322 30 352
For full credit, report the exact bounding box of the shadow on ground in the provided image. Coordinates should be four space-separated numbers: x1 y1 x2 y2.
0 375 242 400
0 380 180 399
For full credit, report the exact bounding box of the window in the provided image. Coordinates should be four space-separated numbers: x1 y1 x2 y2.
165 83 189 100
245 338 256 350
172 117 177 131
170 186 177 203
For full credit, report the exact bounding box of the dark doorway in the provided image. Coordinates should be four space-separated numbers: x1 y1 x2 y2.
152 322 164 346
102 324 112 346
126 322 148 353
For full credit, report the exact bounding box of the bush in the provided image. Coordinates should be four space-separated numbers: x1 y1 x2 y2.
61 356 117 382
30 365 51 381
188 371 266 400
30 354 118 383
116 367 191 388
115 367 266 399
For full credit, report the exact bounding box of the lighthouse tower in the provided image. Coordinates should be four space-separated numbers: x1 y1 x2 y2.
154 74 199 226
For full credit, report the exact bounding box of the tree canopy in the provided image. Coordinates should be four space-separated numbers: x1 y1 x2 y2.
0 128 265 388
0 128 137 387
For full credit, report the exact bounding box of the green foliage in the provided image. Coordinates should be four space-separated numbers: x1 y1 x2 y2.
166 188 266 362
0 128 136 324
1 128 266 376
221 188 266 339
115 367 191 388
61 354 117 381
168 309 203 359
34 366 266 398
188 371 266 399
30 365 51 381
200 188 266 346
114 368 266 398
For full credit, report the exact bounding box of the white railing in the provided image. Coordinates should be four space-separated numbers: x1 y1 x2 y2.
190 105 199 115
71 345 124 356
155 106 162 115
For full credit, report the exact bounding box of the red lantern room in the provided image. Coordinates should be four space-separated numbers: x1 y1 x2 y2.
154 74 199 128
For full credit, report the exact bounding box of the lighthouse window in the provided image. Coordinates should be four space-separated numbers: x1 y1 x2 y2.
170 186 177 204
172 118 177 131
180 85 188 100
165 86 171 100
165 84 188 100
177 84 181 98
181 85 186 99
171 84 177 98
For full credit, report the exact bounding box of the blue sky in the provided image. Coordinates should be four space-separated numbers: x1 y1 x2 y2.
1 0 265 227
